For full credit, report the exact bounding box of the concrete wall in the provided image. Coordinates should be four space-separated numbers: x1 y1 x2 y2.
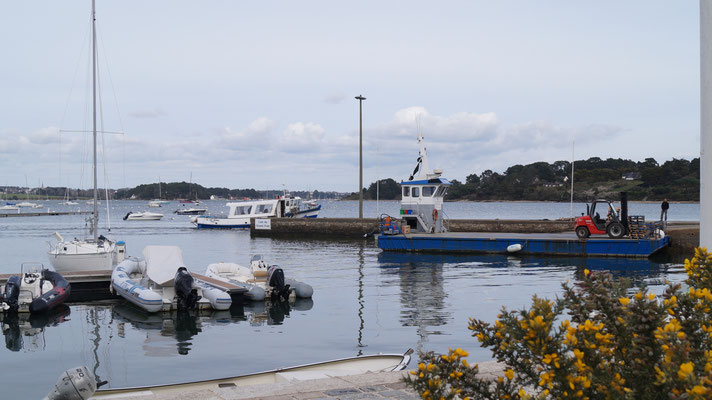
250 218 572 237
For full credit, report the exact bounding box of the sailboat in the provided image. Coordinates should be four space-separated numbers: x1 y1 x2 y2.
60 187 78 206
148 177 169 207
48 0 126 272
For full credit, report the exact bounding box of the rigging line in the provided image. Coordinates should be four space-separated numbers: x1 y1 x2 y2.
58 19 92 187
97 58 112 232
96 24 128 191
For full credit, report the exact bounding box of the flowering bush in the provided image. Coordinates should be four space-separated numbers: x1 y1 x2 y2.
405 248 712 399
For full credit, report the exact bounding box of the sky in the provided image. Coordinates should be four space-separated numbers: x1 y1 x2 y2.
0 1 701 192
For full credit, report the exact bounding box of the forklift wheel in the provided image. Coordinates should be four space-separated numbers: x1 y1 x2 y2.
606 222 625 239
575 226 590 239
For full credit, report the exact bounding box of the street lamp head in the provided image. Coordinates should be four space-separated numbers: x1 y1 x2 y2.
355 95 366 101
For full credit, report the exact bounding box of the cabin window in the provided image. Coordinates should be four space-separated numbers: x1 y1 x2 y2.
423 186 435 197
435 186 448 197
256 204 273 214
235 206 252 215
412 187 420 197
403 187 410 197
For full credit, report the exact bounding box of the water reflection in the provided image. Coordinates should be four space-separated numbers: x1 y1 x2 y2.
113 299 314 356
0 305 70 352
378 253 450 351
378 252 672 278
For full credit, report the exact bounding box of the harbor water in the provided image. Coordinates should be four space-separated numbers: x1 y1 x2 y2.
0 200 697 398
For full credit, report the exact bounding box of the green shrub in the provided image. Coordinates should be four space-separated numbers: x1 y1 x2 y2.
405 248 712 399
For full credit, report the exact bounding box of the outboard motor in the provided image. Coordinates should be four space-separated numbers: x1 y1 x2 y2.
1 275 21 313
44 366 106 400
174 267 201 311
267 265 291 301
122 212 132 221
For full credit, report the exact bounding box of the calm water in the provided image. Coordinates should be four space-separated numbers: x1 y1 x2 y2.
0 200 694 398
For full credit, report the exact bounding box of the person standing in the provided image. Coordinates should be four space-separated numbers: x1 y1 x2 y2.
660 198 669 223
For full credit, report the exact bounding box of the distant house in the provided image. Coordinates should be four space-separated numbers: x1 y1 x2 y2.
622 172 642 180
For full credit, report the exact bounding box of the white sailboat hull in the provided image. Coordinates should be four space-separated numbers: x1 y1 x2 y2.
48 238 123 273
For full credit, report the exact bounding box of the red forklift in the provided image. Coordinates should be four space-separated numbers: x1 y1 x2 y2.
574 192 629 239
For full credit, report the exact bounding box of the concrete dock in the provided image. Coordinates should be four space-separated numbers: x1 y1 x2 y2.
89 361 504 399
0 210 91 218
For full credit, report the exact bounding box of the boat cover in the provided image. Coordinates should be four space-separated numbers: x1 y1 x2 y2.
143 246 186 285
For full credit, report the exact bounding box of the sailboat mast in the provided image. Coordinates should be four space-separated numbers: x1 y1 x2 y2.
91 0 98 242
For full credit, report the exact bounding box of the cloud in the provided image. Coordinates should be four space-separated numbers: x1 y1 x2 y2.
219 117 276 150
276 122 326 152
324 93 346 104
128 108 165 118
0 107 624 190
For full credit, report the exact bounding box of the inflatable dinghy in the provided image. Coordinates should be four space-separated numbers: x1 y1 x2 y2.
111 246 231 312
206 255 313 302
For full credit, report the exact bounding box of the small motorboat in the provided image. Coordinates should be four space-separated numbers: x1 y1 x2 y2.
47 349 413 399
123 211 164 220
0 264 71 314
111 246 232 312
205 255 313 302
174 208 207 215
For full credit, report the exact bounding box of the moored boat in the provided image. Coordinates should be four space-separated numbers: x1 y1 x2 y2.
174 207 207 215
205 255 313 301
111 246 232 312
123 211 164 220
48 0 124 273
192 193 320 229
47 349 412 399
0 264 70 314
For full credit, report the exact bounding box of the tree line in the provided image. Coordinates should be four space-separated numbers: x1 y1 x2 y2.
348 157 700 202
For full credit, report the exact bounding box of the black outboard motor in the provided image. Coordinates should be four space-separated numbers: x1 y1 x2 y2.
267 265 291 301
174 267 201 311
123 212 132 220
2 276 21 313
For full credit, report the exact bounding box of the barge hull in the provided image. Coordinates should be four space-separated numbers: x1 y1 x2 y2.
377 232 670 258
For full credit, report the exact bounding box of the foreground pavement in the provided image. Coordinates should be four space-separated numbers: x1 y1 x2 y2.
91 361 504 400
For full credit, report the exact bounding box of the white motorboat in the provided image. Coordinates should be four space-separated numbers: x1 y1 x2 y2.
111 246 232 312
205 255 313 302
147 200 169 207
16 201 39 208
49 349 412 399
123 211 164 220
0 263 71 314
174 207 207 215
48 0 124 273
192 193 320 229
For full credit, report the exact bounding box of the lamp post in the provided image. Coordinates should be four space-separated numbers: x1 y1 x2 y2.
355 95 366 219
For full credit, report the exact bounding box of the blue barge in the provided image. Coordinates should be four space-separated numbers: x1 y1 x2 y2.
377 232 670 258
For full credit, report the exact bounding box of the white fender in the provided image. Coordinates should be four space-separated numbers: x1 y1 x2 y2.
507 243 523 253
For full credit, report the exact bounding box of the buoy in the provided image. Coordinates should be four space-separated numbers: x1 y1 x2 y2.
657 229 666 239
507 244 523 253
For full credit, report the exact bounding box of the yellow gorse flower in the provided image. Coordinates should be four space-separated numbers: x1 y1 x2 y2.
678 362 694 380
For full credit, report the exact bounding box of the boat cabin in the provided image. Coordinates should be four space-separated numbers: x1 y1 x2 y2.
226 195 316 219
399 134 451 233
